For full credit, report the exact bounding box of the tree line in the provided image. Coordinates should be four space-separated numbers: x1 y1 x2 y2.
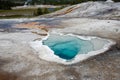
0 0 23 10
0 0 119 10
25 0 120 5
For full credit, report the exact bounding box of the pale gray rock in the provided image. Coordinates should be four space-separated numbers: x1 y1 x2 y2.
43 1 120 20
0 1 120 80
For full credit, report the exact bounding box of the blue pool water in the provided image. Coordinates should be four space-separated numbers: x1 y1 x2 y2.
43 34 94 60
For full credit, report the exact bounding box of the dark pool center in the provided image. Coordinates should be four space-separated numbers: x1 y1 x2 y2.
42 34 94 60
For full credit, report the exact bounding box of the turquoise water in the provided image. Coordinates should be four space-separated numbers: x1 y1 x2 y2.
43 34 94 60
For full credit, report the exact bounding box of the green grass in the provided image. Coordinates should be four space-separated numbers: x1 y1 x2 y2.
0 9 38 17
0 7 64 19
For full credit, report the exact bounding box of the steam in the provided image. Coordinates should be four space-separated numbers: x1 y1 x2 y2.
24 0 32 6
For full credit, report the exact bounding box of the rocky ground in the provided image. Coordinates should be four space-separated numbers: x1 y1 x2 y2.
0 1 120 80
42 1 120 20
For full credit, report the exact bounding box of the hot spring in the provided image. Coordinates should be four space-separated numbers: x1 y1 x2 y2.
43 34 94 60
30 33 115 65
